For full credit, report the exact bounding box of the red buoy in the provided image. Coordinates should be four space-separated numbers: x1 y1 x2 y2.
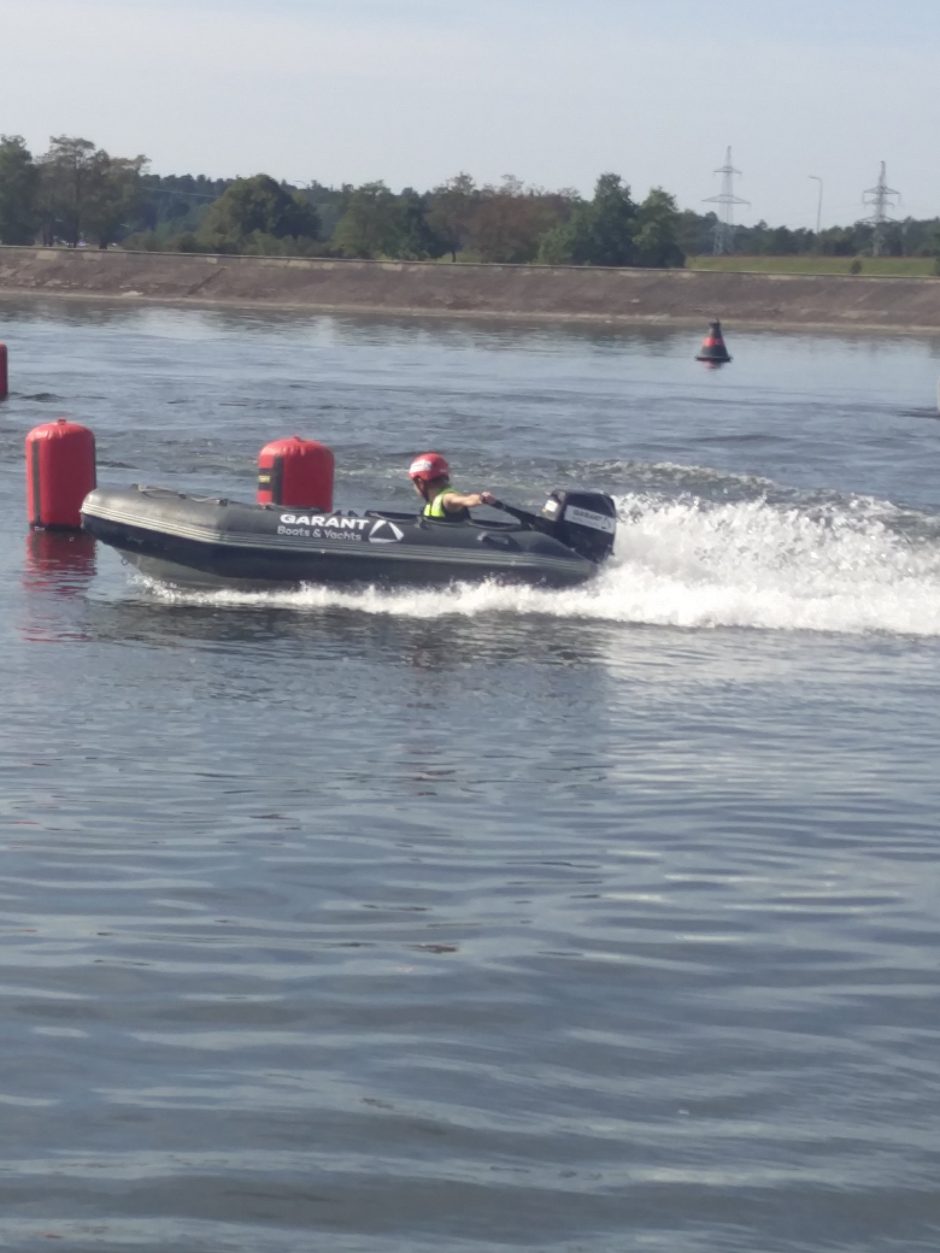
25 420 97 530
695 318 732 365
0 343 8 400
257 436 334 509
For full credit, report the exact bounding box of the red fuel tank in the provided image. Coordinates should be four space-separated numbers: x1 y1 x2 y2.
257 436 334 509
26 419 97 530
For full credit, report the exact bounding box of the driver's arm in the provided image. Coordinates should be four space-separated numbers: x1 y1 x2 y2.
442 490 495 511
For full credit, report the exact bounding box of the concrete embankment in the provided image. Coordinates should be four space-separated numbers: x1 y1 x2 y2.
2 245 940 332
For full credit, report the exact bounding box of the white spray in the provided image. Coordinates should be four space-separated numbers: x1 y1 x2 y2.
143 492 940 638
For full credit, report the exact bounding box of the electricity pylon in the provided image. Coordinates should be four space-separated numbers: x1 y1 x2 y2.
862 161 900 256
703 147 750 255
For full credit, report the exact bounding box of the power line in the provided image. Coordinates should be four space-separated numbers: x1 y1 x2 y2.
703 146 750 255
862 161 900 256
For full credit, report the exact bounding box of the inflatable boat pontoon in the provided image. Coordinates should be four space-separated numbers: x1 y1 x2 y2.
80 485 618 590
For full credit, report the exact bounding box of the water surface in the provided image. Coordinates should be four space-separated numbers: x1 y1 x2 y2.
1 299 939 1252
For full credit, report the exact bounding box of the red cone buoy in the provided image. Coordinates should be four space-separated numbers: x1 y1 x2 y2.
0 343 8 400
695 319 732 365
257 436 334 509
25 419 97 530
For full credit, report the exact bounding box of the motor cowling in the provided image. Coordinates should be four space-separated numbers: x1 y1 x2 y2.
540 489 617 563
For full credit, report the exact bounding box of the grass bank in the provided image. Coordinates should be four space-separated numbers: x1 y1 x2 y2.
689 255 937 278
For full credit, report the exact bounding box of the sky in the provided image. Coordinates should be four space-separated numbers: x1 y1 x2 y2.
2 0 939 230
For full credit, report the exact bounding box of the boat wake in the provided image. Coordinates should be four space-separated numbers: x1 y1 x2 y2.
141 490 940 638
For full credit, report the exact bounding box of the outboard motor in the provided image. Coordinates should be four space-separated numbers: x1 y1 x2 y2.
540 490 617 564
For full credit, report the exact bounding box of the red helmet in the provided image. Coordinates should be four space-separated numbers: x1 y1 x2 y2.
408 452 450 483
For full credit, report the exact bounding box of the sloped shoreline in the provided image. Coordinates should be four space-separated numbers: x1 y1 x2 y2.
2 246 940 332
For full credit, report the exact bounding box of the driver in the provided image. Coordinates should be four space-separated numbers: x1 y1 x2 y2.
408 452 495 521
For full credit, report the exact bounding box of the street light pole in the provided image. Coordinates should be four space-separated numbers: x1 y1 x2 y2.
809 175 823 236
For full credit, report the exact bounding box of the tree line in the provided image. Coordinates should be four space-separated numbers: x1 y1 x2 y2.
2 133 938 267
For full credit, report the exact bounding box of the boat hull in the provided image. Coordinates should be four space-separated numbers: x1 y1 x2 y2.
81 486 601 590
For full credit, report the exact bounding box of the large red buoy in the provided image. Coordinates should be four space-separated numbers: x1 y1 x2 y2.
0 343 8 400
26 419 97 530
257 436 334 509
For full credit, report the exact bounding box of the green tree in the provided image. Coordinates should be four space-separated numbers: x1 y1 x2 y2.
735 219 772 254
585 173 638 265
538 173 636 266
927 223 940 274
633 187 685 267
877 221 906 257
0 135 39 244
84 152 148 246
468 175 572 263
818 225 859 257
677 209 718 257
297 180 345 240
198 174 319 251
395 188 446 260
902 216 939 257
427 173 478 261
132 172 230 237
768 225 799 255
37 135 148 247
536 221 575 265
331 181 400 258
37 136 97 245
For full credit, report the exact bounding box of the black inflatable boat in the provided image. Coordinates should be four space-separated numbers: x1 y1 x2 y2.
80 485 618 590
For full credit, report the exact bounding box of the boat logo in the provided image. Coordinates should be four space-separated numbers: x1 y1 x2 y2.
276 512 404 544
563 505 616 534
368 519 405 544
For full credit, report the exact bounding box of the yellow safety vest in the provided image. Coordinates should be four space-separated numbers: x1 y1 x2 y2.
422 483 465 521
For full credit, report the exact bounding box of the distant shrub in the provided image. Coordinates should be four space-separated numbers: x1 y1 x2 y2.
849 257 863 275
120 231 163 252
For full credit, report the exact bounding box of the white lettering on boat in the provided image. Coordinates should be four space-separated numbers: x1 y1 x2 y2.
277 514 406 545
563 505 616 534
280 513 370 531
